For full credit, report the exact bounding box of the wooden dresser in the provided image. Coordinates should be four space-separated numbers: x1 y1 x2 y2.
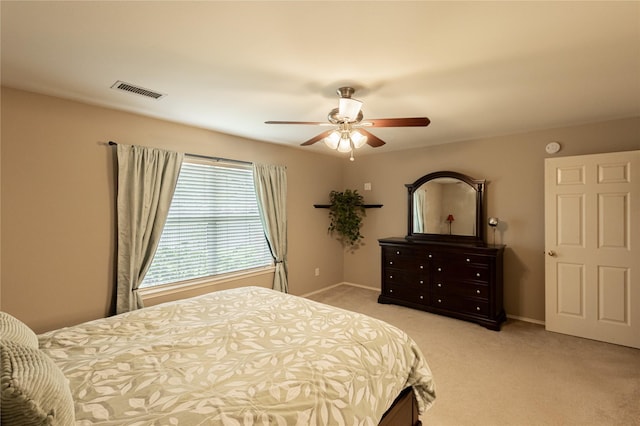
378 237 506 330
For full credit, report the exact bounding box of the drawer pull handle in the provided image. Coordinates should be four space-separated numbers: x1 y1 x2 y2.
419 295 424 300
437 283 442 287
437 267 442 272
428 254 433 258
466 258 471 262
476 272 481 277
389 261 393 265
419 280 424 284
396 251 400 255
476 306 481 311
389 275 393 279
438 299 442 303
420 265 424 269
389 289 393 293
476 289 481 294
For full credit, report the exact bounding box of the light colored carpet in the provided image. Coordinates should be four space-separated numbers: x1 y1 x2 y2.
306 284 640 426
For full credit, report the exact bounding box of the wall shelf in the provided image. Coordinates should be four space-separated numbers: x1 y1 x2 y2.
313 204 383 209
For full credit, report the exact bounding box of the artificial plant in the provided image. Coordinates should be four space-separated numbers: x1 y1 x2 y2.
328 189 366 248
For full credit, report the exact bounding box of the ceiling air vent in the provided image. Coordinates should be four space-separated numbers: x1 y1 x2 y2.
110 81 166 100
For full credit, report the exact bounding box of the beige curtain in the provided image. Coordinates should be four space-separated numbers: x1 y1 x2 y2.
252 163 288 293
116 144 183 313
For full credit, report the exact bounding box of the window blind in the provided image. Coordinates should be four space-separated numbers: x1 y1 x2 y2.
141 160 273 288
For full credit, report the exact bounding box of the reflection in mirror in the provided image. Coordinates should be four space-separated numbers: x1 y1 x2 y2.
406 171 485 243
413 178 477 236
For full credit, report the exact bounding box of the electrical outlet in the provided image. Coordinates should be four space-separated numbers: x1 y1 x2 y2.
364 182 372 191
314 268 320 277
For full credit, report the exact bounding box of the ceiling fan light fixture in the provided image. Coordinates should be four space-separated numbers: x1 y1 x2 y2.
350 130 368 149
337 134 352 153
266 85 430 153
338 98 363 122
324 130 341 149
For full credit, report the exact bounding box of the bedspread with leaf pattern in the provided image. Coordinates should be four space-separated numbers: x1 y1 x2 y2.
39 286 436 425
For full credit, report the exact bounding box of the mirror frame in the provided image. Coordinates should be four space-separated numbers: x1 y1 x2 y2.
406 171 486 244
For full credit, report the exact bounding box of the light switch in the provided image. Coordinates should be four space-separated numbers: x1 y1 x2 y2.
364 182 372 191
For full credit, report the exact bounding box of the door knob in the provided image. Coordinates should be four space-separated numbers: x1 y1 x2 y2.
547 250 557 257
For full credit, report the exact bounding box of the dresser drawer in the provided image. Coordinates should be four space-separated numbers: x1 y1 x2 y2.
431 251 491 267
432 281 489 300
383 246 421 259
383 246 433 270
384 268 429 286
432 251 492 266
459 252 492 266
432 262 489 283
432 296 489 316
383 283 429 305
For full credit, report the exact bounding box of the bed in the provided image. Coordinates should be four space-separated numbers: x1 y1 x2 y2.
2 286 435 425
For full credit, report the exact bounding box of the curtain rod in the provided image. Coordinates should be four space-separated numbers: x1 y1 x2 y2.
108 141 253 166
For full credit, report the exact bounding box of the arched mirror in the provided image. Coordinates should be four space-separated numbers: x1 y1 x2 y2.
406 171 485 244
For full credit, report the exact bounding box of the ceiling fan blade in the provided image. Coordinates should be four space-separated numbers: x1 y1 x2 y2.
265 120 331 126
301 130 333 146
360 129 386 148
363 117 430 127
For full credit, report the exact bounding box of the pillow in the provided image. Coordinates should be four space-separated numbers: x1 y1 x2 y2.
0 312 39 349
1 340 75 425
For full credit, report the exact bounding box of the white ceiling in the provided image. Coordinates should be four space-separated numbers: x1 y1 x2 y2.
2 1 639 157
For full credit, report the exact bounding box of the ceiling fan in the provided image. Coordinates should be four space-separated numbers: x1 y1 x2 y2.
265 87 430 160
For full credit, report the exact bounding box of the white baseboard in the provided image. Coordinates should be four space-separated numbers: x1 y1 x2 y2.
301 282 377 298
342 282 379 292
300 282 345 298
507 314 545 326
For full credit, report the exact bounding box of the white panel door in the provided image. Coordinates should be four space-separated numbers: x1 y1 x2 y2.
545 150 639 348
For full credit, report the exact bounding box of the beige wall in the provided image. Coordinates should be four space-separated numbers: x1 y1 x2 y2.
2 87 638 331
341 117 640 322
1 87 346 333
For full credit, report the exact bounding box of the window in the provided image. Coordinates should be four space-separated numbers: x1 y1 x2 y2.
141 158 273 288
